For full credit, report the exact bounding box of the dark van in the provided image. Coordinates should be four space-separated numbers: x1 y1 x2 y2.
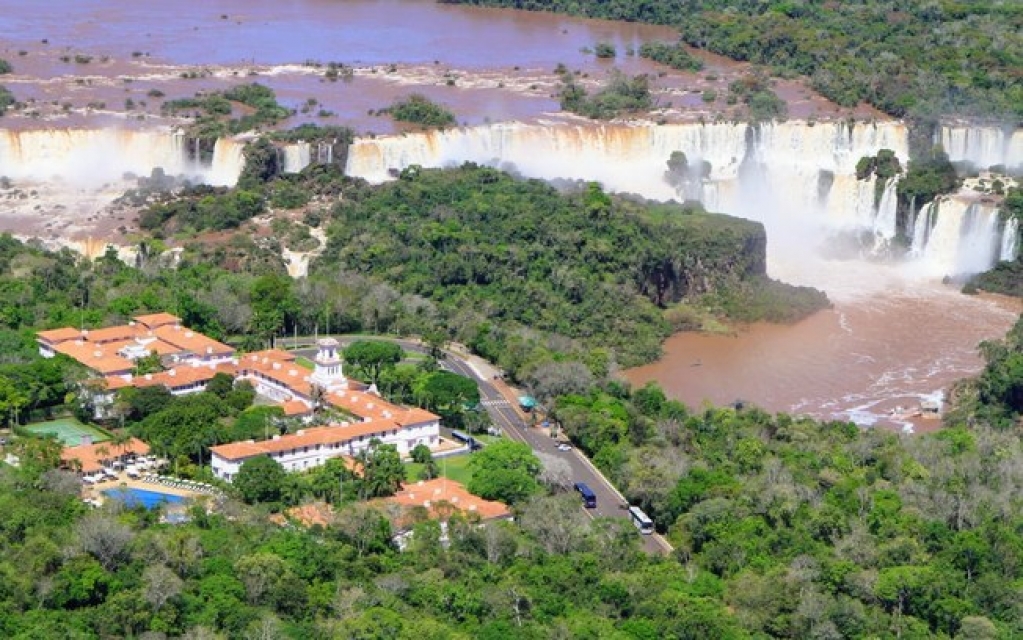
574 482 597 508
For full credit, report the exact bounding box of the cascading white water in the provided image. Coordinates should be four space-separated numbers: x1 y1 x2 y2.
940 126 1023 171
345 120 930 269
344 119 1023 281
0 128 248 186
874 178 899 240
910 203 933 257
909 197 1005 277
0 128 199 184
282 143 311 174
207 138 246 186
1000 218 1019 262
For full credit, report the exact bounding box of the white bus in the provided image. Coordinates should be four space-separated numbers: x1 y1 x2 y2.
628 505 654 535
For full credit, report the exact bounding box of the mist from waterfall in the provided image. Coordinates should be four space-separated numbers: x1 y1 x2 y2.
0 128 244 186
344 120 1021 296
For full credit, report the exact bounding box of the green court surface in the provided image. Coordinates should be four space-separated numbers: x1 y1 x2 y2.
23 418 110 446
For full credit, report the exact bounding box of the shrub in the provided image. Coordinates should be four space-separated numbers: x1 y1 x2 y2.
382 94 456 128
594 42 617 59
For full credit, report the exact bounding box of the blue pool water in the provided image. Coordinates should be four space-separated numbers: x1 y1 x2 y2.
103 487 186 510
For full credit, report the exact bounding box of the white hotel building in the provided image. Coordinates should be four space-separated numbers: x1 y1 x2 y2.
210 338 441 482
37 316 441 482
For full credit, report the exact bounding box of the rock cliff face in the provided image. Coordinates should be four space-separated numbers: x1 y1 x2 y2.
638 212 767 305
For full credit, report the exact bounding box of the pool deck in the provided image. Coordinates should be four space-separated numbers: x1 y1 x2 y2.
84 472 210 505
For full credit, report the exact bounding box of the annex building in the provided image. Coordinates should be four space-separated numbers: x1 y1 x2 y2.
37 314 441 482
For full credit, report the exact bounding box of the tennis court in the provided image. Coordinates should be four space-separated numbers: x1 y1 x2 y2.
23 418 110 446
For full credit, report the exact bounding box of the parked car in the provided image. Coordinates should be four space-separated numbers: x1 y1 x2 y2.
556 443 572 452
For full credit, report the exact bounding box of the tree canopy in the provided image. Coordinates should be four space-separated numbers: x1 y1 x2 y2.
342 340 404 385
467 440 542 504
234 456 286 505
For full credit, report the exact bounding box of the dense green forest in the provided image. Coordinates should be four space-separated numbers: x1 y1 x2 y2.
137 154 827 376
4 330 1023 637
312 163 828 370
442 0 1023 122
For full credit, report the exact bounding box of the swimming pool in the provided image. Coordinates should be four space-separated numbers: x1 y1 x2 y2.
103 487 186 509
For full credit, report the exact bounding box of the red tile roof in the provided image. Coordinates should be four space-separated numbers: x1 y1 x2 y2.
132 312 181 329
272 502 335 528
52 341 134 375
83 325 140 344
211 421 403 461
153 325 234 356
281 400 312 416
62 438 151 474
37 327 85 344
384 478 511 523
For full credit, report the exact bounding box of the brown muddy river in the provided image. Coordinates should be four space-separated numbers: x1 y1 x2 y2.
626 276 1021 432
0 0 674 68
0 0 859 131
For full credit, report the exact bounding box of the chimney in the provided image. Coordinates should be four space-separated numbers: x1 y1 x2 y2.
168 369 176 377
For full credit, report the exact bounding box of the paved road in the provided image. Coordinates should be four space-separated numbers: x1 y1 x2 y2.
288 335 672 555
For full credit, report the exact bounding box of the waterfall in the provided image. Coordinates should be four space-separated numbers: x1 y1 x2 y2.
208 138 246 186
315 142 334 165
345 119 927 267
910 197 1003 276
1001 217 1019 262
910 202 934 257
341 119 1023 278
873 178 898 239
0 128 200 184
940 126 1023 171
282 143 312 173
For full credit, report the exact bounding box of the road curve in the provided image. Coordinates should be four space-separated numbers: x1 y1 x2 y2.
286 335 673 555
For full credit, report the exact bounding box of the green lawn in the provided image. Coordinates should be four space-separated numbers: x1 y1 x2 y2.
405 454 474 485
472 434 503 446
295 356 315 370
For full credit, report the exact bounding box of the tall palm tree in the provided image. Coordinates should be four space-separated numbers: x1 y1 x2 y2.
310 384 327 415
110 431 132 462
